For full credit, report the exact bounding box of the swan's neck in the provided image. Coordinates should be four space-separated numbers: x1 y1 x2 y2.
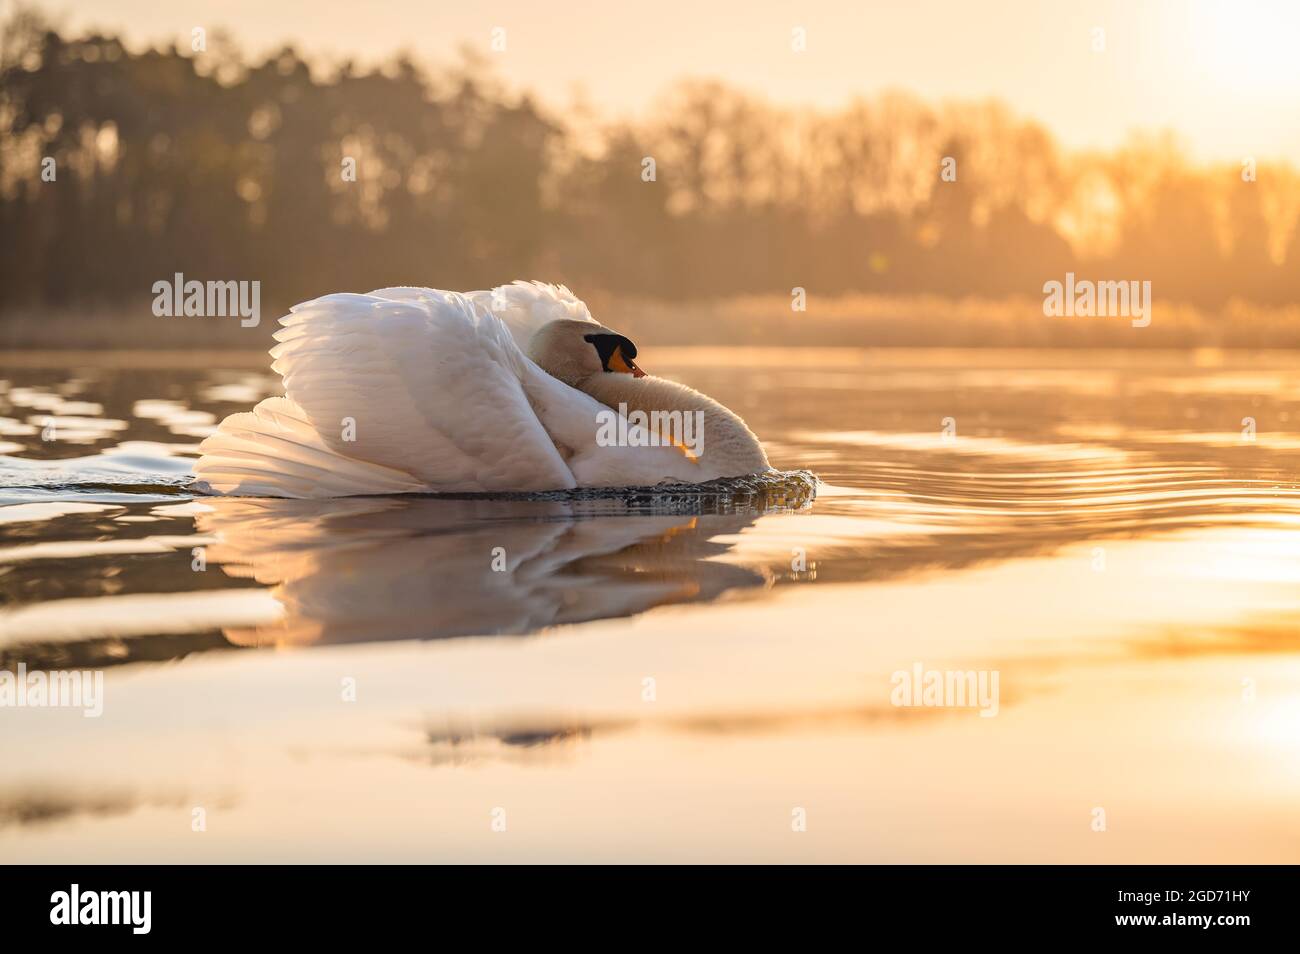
578 372 703 418
577 373 770 473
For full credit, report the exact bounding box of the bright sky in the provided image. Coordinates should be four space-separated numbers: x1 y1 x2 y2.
22 0 1300 161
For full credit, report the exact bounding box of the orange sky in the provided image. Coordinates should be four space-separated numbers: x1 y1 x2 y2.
24 0 1300 162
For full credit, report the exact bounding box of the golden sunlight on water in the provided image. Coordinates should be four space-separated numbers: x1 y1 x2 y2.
2 349 1299 861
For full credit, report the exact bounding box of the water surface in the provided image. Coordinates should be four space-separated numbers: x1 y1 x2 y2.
2 348 1299 861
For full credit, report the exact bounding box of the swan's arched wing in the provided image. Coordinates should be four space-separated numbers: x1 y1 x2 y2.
464 281 596 352
198 282 703 497
268 288 577 492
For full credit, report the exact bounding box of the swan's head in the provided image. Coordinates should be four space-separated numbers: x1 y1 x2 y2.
527 318 646 388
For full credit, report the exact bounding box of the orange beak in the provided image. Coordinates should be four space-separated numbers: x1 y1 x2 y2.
609 346 646 377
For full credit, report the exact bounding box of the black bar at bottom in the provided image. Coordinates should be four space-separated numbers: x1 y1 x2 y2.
1 865 1292 939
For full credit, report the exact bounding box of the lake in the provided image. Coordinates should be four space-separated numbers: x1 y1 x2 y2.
2 347 1298 862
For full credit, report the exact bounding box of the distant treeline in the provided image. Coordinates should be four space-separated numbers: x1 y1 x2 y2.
2 9 1299 318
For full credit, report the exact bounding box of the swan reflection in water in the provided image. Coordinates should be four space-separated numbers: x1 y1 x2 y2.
196 478 815 649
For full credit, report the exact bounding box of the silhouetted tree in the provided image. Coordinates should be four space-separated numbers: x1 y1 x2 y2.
1 10 1295 321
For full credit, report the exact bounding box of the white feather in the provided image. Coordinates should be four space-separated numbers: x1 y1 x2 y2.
463 280 596 351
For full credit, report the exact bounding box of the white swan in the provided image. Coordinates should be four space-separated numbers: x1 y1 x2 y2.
193 281 771 498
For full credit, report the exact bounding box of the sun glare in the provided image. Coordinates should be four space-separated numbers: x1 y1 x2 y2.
1188 0 1300 93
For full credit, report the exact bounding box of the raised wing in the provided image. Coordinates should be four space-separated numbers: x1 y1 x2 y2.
464 280 596 352
269 288 579 492
196 283 699 497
